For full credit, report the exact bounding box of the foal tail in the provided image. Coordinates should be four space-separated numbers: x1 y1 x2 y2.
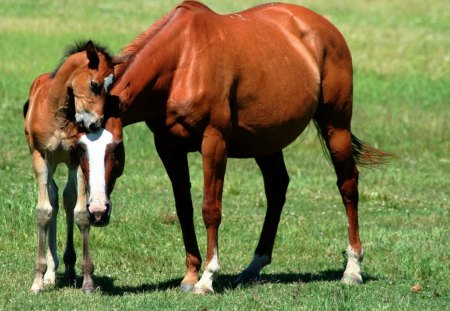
313 120 394 168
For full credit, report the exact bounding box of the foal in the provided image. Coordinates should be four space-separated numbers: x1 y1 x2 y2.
23 41 114 293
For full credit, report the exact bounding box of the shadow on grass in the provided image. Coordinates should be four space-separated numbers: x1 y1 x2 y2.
57 269 377 296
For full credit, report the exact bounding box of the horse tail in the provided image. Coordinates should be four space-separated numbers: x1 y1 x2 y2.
349 134 394 167
313 120 394 168
23 99 29 119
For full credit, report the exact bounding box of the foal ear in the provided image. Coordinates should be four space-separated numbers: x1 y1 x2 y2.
86 40 100 70
111 54 132 66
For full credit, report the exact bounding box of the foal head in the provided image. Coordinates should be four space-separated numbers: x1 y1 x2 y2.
78 99 125 226
56 40 115 132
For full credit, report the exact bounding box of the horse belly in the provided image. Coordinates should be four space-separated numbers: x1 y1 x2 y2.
228 61 319 157
228 95 318 158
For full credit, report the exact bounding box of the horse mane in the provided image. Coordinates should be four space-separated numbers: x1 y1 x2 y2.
52 40 113 77
114 1 211 77
113 11 176 78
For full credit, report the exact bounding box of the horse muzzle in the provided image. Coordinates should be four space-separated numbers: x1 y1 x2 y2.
87 199 111 227
75 112 103 132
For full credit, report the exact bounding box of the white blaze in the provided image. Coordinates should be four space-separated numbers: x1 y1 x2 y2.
79 129 113 203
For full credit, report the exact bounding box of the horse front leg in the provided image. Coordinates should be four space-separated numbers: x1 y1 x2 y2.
193 126 227 294
73 166 94 293
31 151 58 293
155 139 202 292
236 151 289 284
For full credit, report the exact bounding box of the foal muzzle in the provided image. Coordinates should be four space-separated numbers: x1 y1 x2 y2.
75 112 103 132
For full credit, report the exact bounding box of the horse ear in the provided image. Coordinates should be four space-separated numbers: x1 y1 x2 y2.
86 40 99 69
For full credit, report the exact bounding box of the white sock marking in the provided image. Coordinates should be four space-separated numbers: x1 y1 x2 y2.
343 245 363 282
194 247 220 293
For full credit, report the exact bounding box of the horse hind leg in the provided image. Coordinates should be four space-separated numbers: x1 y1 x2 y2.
314 112 364 284
236 151 289 284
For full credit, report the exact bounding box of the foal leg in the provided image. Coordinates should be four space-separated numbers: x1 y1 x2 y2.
155 139 202 292
320 125 364 284
62 167 78 285
193 126 227 294
43 177 59 287
73 167 94 293
31 151 58 293
236 151 289 283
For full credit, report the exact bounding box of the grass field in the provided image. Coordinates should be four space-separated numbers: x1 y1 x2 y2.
0 0 449 309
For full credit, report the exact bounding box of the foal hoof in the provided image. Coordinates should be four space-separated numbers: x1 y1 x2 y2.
179 283 195 292
235 270 261 284
30 286 43 294
43 273 56 287
31 279 44 294
192 284 214 295
341 273 363 285
83 287 95 294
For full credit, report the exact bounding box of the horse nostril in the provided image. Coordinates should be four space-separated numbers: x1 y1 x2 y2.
105 201 111 213
88 122 99 132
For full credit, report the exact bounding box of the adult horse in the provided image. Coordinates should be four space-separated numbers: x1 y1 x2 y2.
79 1 391 294
23 41 116 293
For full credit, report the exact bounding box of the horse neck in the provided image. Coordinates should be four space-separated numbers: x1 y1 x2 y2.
113 23 185 125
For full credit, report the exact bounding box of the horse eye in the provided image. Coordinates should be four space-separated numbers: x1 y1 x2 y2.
90 80 101 94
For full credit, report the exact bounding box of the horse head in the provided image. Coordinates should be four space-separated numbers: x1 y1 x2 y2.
77 96 125 226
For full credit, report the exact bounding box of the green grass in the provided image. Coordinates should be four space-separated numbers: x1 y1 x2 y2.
0 0 449 309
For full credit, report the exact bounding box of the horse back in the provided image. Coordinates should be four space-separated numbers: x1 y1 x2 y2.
170 3 352 156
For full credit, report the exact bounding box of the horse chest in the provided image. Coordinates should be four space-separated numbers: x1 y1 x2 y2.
45 129 76 153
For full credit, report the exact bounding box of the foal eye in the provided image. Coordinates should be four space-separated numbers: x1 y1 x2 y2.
90 80 102 94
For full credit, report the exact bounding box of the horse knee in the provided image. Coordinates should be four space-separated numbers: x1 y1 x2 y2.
36 204 53 227
267 171 289 206
63 186 77 210
74 206 90 228
202 204 222 228
280 172 289 195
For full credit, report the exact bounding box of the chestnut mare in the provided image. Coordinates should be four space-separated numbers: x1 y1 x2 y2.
23 41 115 293
80 1 391 294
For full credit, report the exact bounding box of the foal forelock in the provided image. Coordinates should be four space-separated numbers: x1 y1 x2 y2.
79 129 114 200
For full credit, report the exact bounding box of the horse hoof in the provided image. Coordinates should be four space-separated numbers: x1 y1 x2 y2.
341 273 363 285
179 283 195 292
235 270 261 284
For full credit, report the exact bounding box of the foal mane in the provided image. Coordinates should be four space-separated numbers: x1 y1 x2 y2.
52 40 113 77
